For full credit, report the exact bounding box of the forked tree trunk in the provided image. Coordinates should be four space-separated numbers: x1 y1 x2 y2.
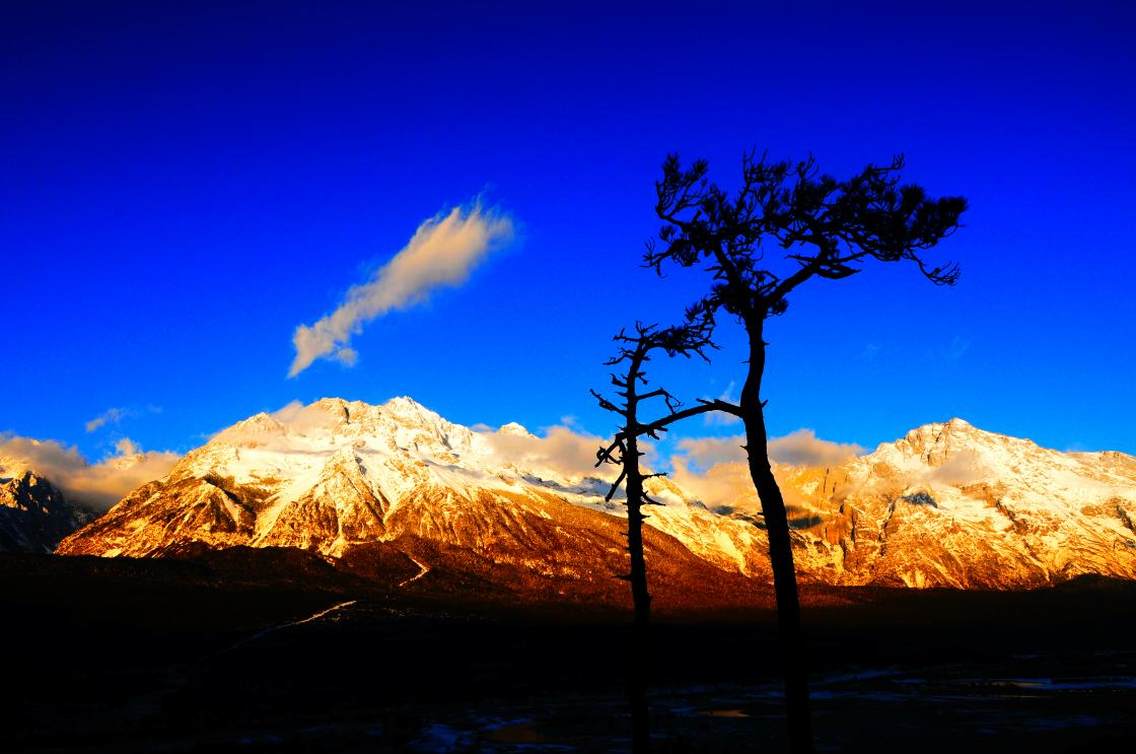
741 317 813 754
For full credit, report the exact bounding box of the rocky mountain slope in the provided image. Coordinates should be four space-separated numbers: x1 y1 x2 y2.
56 398 1136 595
1 458 93 552
779 418 1136 587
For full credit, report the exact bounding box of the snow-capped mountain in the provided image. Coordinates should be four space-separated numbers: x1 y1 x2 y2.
1 457 93 553
781 418 1136 588
56 398 1136 594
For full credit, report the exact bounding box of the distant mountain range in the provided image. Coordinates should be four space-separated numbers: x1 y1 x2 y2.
31 396 1131 602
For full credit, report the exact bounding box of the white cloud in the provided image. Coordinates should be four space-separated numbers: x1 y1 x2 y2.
113 438 139 455
671 458 757 511
475 421 864 511
667 429 864 509
672 429 862 471
674 435 748 468
768 429 864 467
289 202 515 376
478 423 607 481
0 434 180 511
928 448 991 485
85 407 127 433
333 347 358 368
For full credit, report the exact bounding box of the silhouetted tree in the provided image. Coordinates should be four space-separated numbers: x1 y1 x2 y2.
645 152 968 753
592 319 715 754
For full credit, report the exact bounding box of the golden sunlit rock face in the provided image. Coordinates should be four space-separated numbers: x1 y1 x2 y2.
777 419 1136 588
56 399 1136 601
0 465 93 553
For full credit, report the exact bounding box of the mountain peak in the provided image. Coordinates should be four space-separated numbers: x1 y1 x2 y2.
310 396 353 417
896 417 1001 456
382 395 426 411
378 395 445 425
1 467 92 552
497 421 533 438
915 416 977 435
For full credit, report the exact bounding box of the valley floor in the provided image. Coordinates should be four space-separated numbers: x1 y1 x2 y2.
3 552 1135 753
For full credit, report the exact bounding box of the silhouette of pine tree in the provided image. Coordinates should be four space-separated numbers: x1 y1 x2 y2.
646 151 968 753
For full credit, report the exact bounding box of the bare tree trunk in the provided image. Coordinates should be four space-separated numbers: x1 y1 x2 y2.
595 324 714 753
625 453 651 753
626 467 652 628
741 317 813 754
622 356 652 754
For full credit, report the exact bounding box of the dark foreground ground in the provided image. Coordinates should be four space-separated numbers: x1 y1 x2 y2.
2 551 1134 753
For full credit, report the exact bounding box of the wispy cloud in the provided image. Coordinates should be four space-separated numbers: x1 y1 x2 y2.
84 404 162 433
0 434 180 511
85 407 127 433
931 335 971 362
289 202 515 377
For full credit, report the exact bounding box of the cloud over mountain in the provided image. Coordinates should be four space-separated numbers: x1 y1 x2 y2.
768 429 865 467
289 203 515 376
673 429 862 470
667 429 864 509
0 434 179 511
478 422 607 480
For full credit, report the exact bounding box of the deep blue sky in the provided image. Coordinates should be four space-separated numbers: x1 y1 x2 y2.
2 0 1134 460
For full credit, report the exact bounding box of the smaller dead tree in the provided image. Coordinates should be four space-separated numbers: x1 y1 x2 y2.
591 319 717 754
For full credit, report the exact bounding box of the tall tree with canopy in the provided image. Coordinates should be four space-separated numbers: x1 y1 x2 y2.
647 152 967 753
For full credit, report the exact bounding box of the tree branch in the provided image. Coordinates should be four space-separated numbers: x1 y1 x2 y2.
593 398 740 468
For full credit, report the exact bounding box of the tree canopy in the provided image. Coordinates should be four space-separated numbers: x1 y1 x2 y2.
649 153 968 323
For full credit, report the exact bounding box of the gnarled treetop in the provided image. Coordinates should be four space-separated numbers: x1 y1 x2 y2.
649 152 968 321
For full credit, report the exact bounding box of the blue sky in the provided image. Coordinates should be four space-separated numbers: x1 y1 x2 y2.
2 0 1134 463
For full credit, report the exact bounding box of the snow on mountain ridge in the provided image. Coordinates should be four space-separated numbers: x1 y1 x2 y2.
194 396 488 481
56 398 1136 590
